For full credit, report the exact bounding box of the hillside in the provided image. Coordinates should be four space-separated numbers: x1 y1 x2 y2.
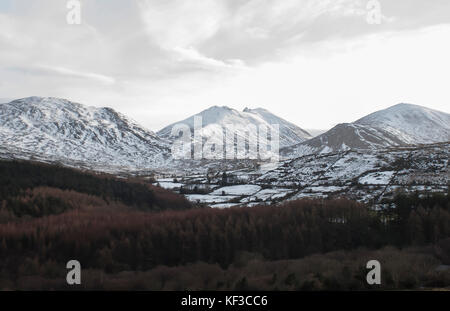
0 97 172 170
157 143 449 207
283 103 450 158
355 103 450 144
0 159 191 220
158 106 312 158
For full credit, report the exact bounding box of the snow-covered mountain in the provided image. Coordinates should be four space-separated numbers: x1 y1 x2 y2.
355 103 450 144
242 107 312 144
158 106 311 158
1 97 448 173
0 97 171 170
283 103 450 157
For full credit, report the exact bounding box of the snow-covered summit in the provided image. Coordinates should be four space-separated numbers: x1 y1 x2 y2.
0 97 171 170
158 105 311 148
355 103 450 144
283 103 450 158
1 97 448 172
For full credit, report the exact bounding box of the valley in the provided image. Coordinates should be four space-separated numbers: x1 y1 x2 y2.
0 97 448 209
155 142 449 208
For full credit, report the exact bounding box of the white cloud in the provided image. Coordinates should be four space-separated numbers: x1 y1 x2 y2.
172 46 246 71
35 65 116 85
138 0 228 49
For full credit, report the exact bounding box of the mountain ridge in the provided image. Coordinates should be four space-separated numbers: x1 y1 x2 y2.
158 105 312 150
1 97 449 172
355 103 450 144
0 96 172 170
282 103 450 158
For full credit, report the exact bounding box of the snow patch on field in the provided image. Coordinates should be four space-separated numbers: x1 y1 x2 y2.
305 186 346 193
211 185 261 196
210 203 241 209
359 171 395 185
185 194 237 204
158 182 184 190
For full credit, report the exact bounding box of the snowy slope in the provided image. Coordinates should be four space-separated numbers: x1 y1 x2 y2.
158 106 311 157
159 142 449 206
355 103 450 144
2 98 448 173
0 97 171 170
282 123 407 157
242 108 312 144
283 103 450 158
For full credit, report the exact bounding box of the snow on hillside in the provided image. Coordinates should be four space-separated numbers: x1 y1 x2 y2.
161 142 449 207
210 184 262 196
355 103 450 144
1 98 448 177
283 103 450 158
0 97 172 169
158 106 312 158
243 107 312 143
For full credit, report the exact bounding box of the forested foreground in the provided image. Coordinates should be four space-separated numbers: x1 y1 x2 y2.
0 160 449 290
0 160 192 219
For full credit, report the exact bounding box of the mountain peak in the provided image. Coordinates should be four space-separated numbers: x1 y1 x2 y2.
205 105 233 111
12 96 71 104
362 102 447 117
354 103 450 144
8 96 87 112
0 97 170 170
390 102 415 108
158 105 312 148
285 102 450 158
382 102 434 113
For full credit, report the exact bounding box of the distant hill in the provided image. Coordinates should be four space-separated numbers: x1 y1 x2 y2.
158 106 312 154
283 103 450 157
0 97 172 170
0 159 191 219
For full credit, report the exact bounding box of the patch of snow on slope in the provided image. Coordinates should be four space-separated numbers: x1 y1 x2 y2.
211 184 262 196
359 171 395 185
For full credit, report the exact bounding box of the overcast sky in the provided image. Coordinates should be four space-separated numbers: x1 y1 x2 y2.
1 0 449 131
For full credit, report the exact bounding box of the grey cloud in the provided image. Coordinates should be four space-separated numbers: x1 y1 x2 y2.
196 0 450 64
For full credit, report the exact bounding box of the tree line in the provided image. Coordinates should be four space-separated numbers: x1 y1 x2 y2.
0 160 192 218
0 193 448 274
